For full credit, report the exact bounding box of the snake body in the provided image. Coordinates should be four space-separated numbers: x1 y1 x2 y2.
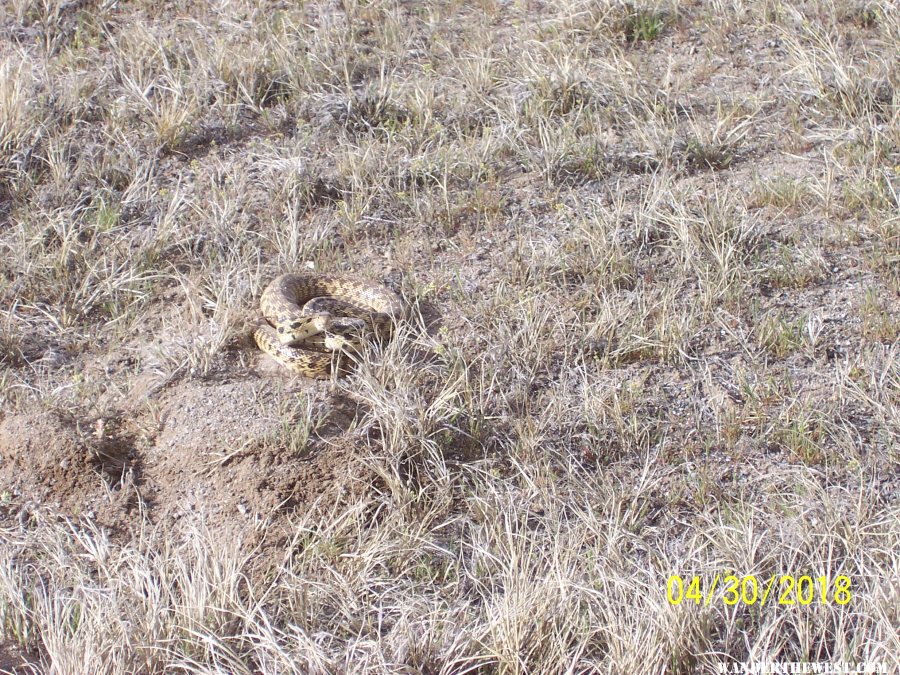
255 273 402 378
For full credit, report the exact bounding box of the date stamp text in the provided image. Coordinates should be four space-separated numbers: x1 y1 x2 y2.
667 574 852 607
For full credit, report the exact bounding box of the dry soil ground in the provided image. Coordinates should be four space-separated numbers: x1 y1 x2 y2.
0 0 898 673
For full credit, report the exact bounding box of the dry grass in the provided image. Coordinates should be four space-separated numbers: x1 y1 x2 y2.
2 462 898 673
0 0 898 672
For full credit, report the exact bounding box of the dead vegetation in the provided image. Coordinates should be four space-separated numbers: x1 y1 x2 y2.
0 0 898 672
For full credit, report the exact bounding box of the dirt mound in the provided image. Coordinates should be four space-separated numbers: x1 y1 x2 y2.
0 411 133 527
126 379 384 564
1 377 383 560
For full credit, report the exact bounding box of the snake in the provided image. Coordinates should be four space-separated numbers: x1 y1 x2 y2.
254 273 403 378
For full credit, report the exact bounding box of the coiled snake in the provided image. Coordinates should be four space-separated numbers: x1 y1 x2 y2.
254 273 403 378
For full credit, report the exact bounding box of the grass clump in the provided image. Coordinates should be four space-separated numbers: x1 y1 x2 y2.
623 8 668 43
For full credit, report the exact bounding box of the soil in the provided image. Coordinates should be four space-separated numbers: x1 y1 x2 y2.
0 639 40 674
0 361 386 573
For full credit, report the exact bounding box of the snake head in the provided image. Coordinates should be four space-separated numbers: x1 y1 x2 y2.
277 312 333 345
311 312 332 333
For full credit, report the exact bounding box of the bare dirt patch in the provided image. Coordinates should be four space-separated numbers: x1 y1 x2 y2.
0 411 133 528
134 378 384 553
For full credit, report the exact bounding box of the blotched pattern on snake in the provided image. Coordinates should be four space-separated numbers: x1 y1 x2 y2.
254 273 403 378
